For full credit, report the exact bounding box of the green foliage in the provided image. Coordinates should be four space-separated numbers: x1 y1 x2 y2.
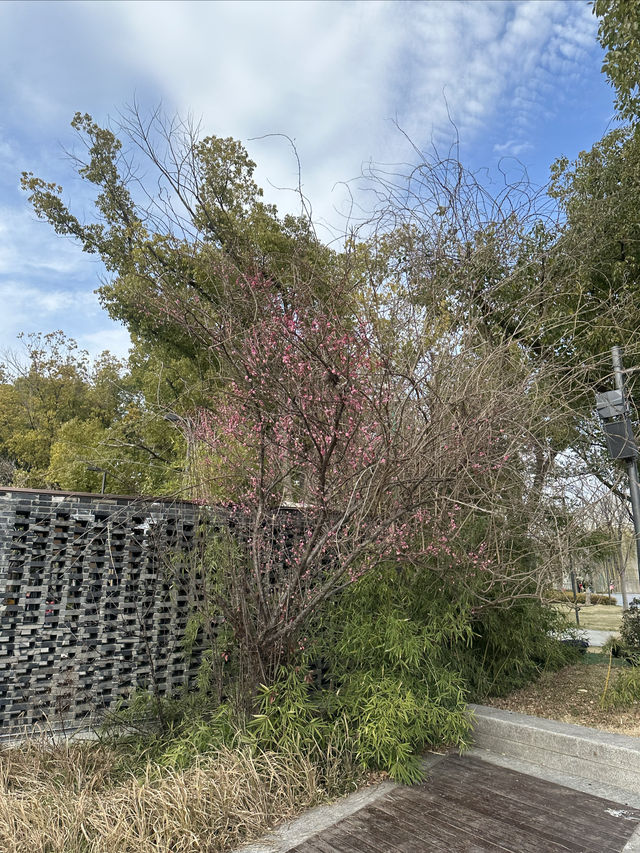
309 566 473 782
17 111 349 499
0 331 191 495
544 590 617 605
153 705 240 769
547 125 640 383
618 599 640 664
594 0 640 123
602 664 640 707
301 565 574 780
332 672 458 784
603 601 640 666
21 112 338 367
102 690 240 770
103 558 579 785
466 596 581 697
20 107 595 785
0 332 122 488
250 668 343 758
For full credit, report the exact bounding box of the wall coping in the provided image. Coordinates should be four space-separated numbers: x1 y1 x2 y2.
0 486 198 505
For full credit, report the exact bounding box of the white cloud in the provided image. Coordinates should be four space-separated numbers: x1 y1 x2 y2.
0 0 611 356
0 280 97 322
0 278 130 362
0 206 100 277
76 327 132 361
493 140 534 157
0 135 14 164
60 0 598 232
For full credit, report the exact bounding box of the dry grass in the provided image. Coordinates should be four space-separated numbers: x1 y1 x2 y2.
0 740 359 853
577 604 623 632
486 659 640 737
555 603 623 632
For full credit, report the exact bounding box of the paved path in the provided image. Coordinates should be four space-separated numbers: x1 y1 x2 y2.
584 628 620 646
240 753 640 853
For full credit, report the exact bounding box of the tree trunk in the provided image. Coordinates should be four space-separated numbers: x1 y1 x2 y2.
616 545 629 610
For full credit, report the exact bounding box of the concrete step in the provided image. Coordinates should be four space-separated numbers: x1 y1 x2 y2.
469 703 640 795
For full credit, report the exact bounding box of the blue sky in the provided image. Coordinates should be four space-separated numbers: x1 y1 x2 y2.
0 0 615 361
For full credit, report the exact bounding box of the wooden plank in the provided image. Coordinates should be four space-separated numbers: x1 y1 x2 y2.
400 759 637 853
289 753 640 853
300 828 374 853
346 810 463 853
446 753 636 820
430 754 635 835
369 799 517 852
402 775 622 852
289 810 399 853
437 754 586 807
290 838 345 853
381 788 576 853
323 822 383 853
428 755 639 847
345 803 446 852
419 775 627 851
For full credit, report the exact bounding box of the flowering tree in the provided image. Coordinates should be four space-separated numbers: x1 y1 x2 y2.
21 108 585 701
156 266 552 696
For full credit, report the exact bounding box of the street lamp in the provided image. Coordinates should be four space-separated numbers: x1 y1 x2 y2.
595 389 637 461
595 346 640 587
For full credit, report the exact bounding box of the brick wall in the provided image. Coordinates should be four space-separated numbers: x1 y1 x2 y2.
0 488 206 738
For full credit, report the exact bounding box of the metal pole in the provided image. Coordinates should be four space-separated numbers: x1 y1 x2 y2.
612 346 640 587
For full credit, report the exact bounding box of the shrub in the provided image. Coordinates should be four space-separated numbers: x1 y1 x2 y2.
614 600 640 666
620 600 640 652
105 564 579 786
544 590 617 605
463 594 581 698
311 565 474 782
590 594 617 605
601 665 640 708
292 564 577 779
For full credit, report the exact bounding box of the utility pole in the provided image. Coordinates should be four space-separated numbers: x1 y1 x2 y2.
611 346 640 588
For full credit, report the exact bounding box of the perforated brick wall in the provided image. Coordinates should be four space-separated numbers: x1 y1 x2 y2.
0 488 205 738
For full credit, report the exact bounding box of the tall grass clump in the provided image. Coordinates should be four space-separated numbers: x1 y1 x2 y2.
0 739 357 853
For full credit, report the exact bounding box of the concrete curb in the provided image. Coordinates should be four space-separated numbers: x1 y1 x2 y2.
470 703 640 795
234 752 448 853
624 827 640 852
234 779 397 853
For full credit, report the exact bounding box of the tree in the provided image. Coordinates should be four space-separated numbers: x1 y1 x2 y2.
0 331 193 495
22 109 589 705
548 125 640 363
163 263 580 700
21 110 337 367
590 489 635 608
0 332 122 488
20 110 351 494
594 0 640 124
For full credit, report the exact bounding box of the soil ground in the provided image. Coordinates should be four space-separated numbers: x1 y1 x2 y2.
485 654 640 737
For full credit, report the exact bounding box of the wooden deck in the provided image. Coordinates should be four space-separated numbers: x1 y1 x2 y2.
289 754 640 852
